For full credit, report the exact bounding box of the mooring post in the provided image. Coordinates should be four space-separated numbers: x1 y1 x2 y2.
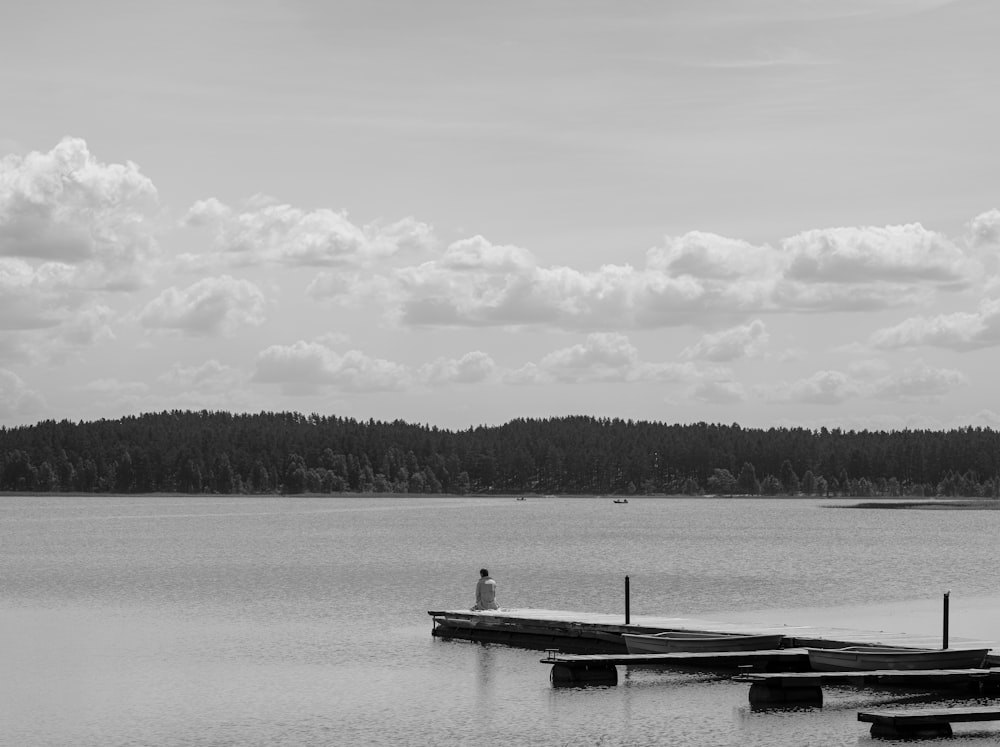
943 590 950 649
625 576 630 624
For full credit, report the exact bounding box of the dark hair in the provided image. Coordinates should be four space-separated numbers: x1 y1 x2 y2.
480 568 489 577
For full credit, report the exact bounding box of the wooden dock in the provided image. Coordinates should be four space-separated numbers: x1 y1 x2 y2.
431 607 1000 701
428 607 999 656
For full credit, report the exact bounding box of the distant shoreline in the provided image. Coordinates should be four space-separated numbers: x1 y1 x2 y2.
838 499 1000 510
2 492 998 508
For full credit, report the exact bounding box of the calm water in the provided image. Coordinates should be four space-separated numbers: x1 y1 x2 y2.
2 495 1000 746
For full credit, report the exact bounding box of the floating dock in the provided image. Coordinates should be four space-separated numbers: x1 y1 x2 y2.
428 607 999 655
734 668 1000 707
858 705 1000 739
430 607 1000 702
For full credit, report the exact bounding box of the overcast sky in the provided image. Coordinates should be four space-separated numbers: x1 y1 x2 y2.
2 0 999 432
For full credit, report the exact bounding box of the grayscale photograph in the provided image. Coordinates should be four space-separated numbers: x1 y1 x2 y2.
2 1 999 744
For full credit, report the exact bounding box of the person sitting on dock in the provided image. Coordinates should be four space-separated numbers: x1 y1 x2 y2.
472 568 499 610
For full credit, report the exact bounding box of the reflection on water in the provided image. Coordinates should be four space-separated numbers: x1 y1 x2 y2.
3 495 1000 746
475 644 496 701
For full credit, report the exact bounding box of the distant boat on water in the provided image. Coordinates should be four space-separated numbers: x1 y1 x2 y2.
807 645 989 671
613 498 628 504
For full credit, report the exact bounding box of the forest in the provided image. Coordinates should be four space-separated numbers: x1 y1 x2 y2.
1 410 999 498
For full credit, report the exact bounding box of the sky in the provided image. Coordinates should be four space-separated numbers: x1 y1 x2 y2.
1 0 999 432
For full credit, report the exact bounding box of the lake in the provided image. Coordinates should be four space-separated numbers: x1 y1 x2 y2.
2 494 999 746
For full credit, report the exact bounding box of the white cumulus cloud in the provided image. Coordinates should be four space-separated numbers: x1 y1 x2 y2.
783 224 970 285
253 340 412 394
385 222 983 331
183 196 433 268
870 298 1000 351
537 332 714 383
682 319 768 361
419 351 496 385
139 275 267 336
0 137 159 290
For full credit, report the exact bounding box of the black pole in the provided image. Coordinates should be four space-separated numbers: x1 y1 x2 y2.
943 590 950 649
625 575 630 625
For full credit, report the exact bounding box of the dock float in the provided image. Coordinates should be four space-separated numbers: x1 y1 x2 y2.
734 669 1000 707
541 649 810 686
858 705 1000 739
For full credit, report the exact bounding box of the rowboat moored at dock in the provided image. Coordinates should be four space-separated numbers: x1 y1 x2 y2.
807 645 989 671
622 631 785 654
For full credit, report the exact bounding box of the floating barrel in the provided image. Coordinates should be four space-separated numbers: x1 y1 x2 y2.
550 662 618 687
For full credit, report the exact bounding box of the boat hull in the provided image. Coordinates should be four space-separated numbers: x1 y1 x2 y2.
807 646 989 671
622 632 785 654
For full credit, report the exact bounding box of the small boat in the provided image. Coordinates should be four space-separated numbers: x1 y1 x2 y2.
807 645 989 671
622 630 785 654
613 498 628 504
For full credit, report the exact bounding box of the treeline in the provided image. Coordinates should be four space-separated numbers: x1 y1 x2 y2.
1 411 999 498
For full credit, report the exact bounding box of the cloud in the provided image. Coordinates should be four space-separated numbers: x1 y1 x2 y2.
418 351 496 385
763 361 966 405
967 209 1000 278
783 224 969 285
0 137 159 290
647 231 776 281
250 333 716 395
539 332 641 382
0 333 32 364
969 209 1000 249
682 319 768 361
439 235 536 273
393 235 750 330
0 258 68 330
0 368 46 418
870 298 1000 351
536 332 714 383
385 223 981 330
253 340 412 394
774 224 972 311
759 370 860 405
502 363 544 385
60 305 115 346
138 275 267 336
182 196 433 268
870 360 966 400
305 271 395 314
